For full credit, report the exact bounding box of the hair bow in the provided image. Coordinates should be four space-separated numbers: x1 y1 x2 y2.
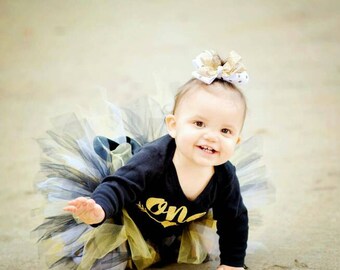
192 50 249 85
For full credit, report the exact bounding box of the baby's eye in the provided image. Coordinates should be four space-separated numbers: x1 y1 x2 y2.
194 121 205 128
221 128 231 134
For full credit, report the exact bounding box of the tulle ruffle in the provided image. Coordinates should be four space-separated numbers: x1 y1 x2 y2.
33 97 273 269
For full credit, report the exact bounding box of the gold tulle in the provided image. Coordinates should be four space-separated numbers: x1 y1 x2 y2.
77 209 158 270
178 211 217 264
76 210 217 270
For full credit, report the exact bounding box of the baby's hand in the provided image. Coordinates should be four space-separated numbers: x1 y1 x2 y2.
217 265 244 270
63 197 105 225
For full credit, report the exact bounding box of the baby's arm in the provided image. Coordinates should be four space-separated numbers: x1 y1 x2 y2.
214 163 249 268
63 197 105 225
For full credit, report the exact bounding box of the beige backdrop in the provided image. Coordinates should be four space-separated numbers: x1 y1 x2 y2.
0 1 339 269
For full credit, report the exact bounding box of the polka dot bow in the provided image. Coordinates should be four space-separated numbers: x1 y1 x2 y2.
192 50 249 85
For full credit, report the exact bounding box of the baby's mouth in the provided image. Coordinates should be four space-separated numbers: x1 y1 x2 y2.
198 145 217 154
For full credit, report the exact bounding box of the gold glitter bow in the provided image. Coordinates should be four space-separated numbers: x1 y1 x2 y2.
192 50 249 85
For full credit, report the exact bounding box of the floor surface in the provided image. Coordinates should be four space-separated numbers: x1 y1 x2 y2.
0 1 339 269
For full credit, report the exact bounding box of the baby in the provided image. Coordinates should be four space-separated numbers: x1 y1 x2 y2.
65 50 249 270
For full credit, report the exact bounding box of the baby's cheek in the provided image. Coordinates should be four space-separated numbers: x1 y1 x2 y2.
222 140 237 155
181 129 197 142
176 133 193 148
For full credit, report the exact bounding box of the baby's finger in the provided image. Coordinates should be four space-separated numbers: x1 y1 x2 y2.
74 200 93 217
63 205 77 213
82 200 95 212
85 199 96 212
68 197 88 208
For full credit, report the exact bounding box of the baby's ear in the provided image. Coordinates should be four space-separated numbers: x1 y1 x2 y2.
236 137 241 145
165 114 176 138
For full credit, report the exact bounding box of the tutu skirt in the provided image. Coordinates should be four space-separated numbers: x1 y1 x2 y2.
33 97 274 269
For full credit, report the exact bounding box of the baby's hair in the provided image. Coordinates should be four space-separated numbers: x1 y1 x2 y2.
172 78 248 126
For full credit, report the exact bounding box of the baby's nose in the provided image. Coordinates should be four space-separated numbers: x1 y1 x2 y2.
203 131 218 141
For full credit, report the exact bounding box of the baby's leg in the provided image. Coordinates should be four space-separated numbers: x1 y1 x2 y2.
93 136 119 162
93 136 142 161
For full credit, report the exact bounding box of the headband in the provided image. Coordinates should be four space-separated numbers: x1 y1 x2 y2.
192 50 249 85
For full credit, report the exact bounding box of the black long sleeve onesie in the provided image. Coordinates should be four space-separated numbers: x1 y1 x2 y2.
92 135 248 267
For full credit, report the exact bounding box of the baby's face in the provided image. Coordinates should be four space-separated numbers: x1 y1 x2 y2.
167 84 244 168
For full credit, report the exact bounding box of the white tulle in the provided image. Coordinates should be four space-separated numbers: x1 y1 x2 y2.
33 96 274 269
